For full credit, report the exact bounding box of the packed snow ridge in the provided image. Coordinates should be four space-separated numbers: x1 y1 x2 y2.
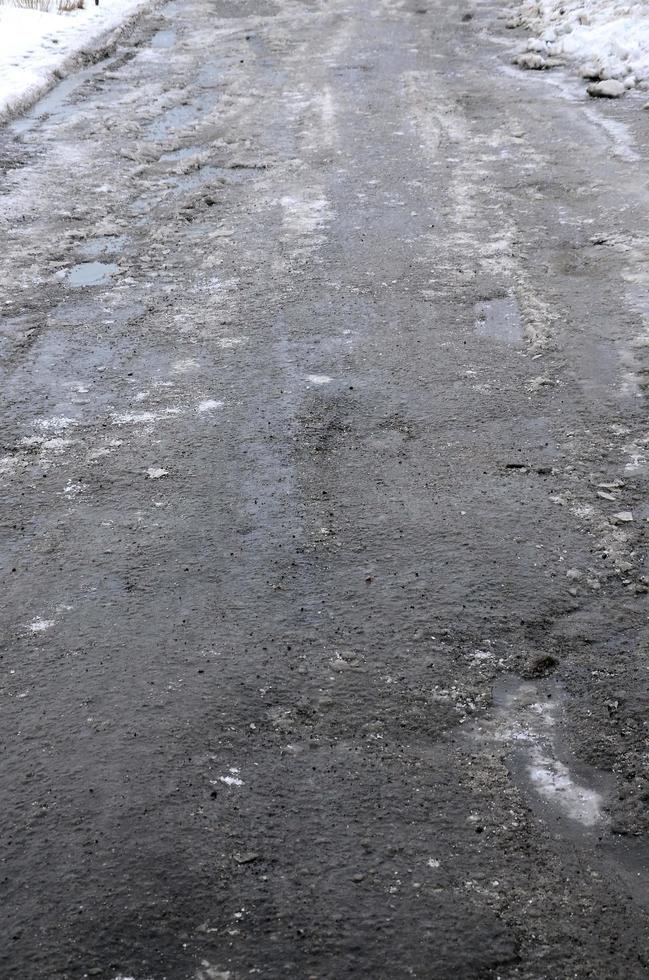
508 0 649 98
0 0 152 121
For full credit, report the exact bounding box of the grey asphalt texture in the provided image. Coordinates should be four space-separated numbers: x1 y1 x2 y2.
2 0 649 977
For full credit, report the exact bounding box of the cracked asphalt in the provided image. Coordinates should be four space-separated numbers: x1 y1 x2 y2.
2 0 649 977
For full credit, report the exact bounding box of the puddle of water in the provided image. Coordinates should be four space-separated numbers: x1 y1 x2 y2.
151 28 176 48
68 262 118 288
474 296 523 345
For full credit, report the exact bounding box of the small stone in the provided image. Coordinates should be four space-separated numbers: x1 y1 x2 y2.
233 851 259 864
612 511 633 523
597 491 617 501
352 873 365 882
587 80 625 99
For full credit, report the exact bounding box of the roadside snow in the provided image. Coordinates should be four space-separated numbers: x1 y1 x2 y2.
0 0 152 121
511 0 649 96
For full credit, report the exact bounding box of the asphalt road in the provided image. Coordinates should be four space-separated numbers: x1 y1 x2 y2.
2 0 649 977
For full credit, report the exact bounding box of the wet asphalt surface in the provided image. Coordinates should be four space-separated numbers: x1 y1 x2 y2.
3 0 649 977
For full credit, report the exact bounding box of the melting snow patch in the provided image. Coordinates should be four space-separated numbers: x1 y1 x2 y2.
42 437 75 452
172 358 201 374
29 617 54 633
35 416 77 431
217 772 244 787
217 337 245 349
197 399 224 413
482 679 606 828
528 758 603 826
64 481 87 496
110 408 180 425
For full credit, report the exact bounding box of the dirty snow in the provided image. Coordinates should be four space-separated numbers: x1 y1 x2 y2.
512 0 649 94
0 0 151 121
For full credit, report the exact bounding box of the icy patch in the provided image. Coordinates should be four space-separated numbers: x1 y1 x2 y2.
306 374 333 385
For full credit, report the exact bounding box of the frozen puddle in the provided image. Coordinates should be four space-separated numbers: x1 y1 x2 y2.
474 296 523 345
477 677 607 829
151 27 176 48
68 261 118 288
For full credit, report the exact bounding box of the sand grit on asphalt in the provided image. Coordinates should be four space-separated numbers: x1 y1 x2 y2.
2 0 649 977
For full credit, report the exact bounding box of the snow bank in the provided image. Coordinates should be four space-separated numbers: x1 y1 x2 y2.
0 0 153 122
510 0 649 95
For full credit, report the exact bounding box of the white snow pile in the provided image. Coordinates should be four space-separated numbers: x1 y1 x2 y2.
0 0 152 122
509 0 649 97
